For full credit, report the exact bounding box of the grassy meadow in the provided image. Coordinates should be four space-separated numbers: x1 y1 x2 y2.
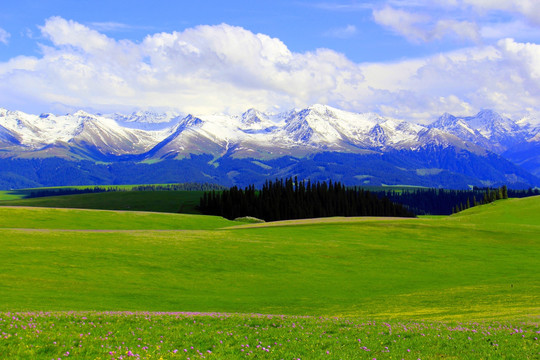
2 312 538 359
0 196 539 358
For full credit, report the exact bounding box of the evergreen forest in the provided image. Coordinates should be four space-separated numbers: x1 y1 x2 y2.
199 177 415 221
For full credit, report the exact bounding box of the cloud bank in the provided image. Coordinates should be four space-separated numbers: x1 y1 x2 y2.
0 17 364 115
0 16 540 122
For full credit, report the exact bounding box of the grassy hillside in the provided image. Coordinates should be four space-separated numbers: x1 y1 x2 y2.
0 197 538 321
0 190 27 201
0 206 236 230
0 190 204 214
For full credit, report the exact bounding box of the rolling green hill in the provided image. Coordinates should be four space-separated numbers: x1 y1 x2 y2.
0 206 236 230
0 190 26 201
0 197 538 321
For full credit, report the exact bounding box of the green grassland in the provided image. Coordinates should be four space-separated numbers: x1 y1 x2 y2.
0 190 205 214
0 206 236 230
0 197 538 321
0 197 539 358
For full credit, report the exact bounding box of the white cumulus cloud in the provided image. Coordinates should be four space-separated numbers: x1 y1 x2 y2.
462 0 540 26
373 5 480 43
373 0 540 45
0 28 10 45
359 38 540 121
0 17 365 115
324 25 357 39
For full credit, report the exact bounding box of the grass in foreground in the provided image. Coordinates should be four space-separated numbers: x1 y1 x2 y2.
1 312 538 359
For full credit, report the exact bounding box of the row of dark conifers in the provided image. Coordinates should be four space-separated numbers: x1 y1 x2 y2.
199 177 415 221
199 179 540 220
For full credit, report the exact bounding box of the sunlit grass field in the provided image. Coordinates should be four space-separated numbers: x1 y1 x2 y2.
0 196 538 358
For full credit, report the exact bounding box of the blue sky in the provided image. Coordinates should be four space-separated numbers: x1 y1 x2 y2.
0 0 466 63
2 0 540 122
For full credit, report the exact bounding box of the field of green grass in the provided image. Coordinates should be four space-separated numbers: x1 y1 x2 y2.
2 311 537 359
0 190 204 214
0 206 235 230
0 197 538 358
0 196 538 317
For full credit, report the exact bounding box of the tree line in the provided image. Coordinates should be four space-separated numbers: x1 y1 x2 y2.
373 185 536 215
29 187 112 198
131 183 226 192
27 182 226 198
371 186 511 215
199 177 415 221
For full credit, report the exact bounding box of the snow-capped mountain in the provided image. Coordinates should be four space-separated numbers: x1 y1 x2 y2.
0 108 164 158
427 109 540 176
428 110 530 153
0 105 538 189
6 104 533 158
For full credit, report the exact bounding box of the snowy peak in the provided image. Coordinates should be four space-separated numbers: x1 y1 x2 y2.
0 108 163 157
240 108 266 125
280 104 386 147
106 111 182 131
283 110 315 143
435 112 457 127
430 112 472 131
467 109 518 137
180 114 204 128
428 109 533 153
108 110 180 124
473 109 506 125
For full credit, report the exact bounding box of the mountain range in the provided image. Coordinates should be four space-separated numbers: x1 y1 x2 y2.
0 105 538 189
